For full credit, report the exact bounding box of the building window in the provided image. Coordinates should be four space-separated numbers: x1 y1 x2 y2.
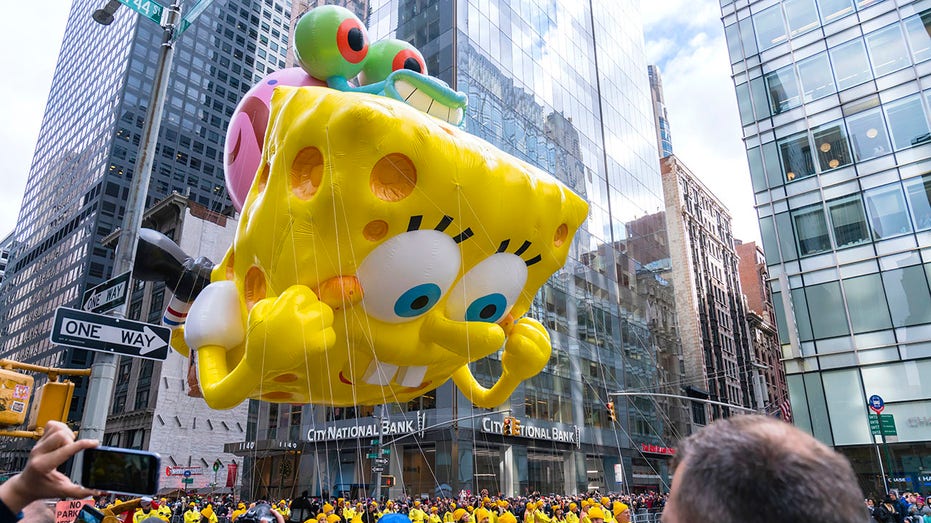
289 404 302 428
754 5 788 50
805 282 849 339
904 175 931 230
725 23 742 63
904 10 931 63
778 132 815 181
735 83 755 126
827 195 870 248
766 65 801 114
812 120 852 171
846 107 891 161
129 429 145 449
118 360 131 382
882 266 931 327
830 38 871 90
139 359 153 381
864 184 912 239
798 52 836 103
884 95 931 150
817 0 855 24
784 0 819 38
739 17 758 58
268 403 279 429
865 24 910 77
842 274 892 333
792 204 832 256
135 388 149 410
113 394 126 414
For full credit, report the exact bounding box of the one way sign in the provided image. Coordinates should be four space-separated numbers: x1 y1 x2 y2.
50 307 170 361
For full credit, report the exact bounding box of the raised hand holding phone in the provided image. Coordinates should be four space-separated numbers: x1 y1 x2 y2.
0 421 100 517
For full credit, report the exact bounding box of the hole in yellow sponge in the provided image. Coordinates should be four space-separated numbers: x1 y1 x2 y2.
371 153 417 202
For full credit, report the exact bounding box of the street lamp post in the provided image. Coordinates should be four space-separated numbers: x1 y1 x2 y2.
79 0 182 444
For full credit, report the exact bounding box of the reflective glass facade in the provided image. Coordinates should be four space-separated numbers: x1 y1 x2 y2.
240 0 684 499
0 0 291 420
722 0 931 497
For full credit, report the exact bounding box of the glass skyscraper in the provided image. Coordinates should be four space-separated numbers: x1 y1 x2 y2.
722 0 931 495
234 0 683 499
0 0 291 421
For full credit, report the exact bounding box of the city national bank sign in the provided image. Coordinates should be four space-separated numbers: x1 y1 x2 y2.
481 417 581 448
306 411 427 442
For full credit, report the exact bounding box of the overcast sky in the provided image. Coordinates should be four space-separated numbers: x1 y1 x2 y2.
0 0 759 244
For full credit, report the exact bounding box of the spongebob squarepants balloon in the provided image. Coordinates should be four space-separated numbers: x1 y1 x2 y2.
150 5 587 410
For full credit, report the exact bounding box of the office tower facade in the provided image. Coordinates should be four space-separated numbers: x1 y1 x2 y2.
722 0 931 493
661 156 760 424
0 234 11 286
228 0 681 499
648 65 674 158
735 240 789 413
0 0 291 421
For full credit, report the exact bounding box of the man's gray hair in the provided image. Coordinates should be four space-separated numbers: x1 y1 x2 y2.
668 415 870 523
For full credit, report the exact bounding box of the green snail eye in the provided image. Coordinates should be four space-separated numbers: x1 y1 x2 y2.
358 39 427 86
293 5 369 81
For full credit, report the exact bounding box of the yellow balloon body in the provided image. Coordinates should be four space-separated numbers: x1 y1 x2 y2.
185 86 588 409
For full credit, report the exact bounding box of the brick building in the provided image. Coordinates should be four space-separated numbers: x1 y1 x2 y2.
735 241 788 414
661 155 761 425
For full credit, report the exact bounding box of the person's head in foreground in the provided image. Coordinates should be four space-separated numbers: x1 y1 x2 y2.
662 415 869 523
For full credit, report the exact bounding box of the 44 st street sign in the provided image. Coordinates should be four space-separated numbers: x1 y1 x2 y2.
50 307 170 361
116 0 165 25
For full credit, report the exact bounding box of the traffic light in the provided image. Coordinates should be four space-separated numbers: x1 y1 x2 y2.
381 475 395 487
502 417 512 436
27 381 74 430
512 417 521 435
0 369 33 426
607 401 616 422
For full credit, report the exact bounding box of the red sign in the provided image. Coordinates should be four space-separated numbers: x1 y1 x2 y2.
640 443 676 455
55 499 94 523
226 462 238 487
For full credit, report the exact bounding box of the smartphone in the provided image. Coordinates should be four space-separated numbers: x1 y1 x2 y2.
74 504 105 523
80 446 161 497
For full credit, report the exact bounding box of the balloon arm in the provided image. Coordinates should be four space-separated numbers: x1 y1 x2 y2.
452 317 552 408
134 228 214 302
184 282 252 409
197 345 256 409
451 366 517 408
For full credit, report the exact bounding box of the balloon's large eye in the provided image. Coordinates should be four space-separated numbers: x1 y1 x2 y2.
293 5 369 81
445 254 528 324
336 17 368 64
356 230 460 323
359 39 427 86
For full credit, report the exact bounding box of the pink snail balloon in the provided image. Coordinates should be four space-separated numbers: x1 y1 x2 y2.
224 68 324 211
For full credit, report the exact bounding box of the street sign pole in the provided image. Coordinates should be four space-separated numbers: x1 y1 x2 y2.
867 395 890 493
372 406 386 500
78 0 182 449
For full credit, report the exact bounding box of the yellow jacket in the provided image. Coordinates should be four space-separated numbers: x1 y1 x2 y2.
184 510 202 523
134 509 164 523
565 513 579 523
232 509 247 522
532 510 550 523
409 508 426 523
443 512 455 523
